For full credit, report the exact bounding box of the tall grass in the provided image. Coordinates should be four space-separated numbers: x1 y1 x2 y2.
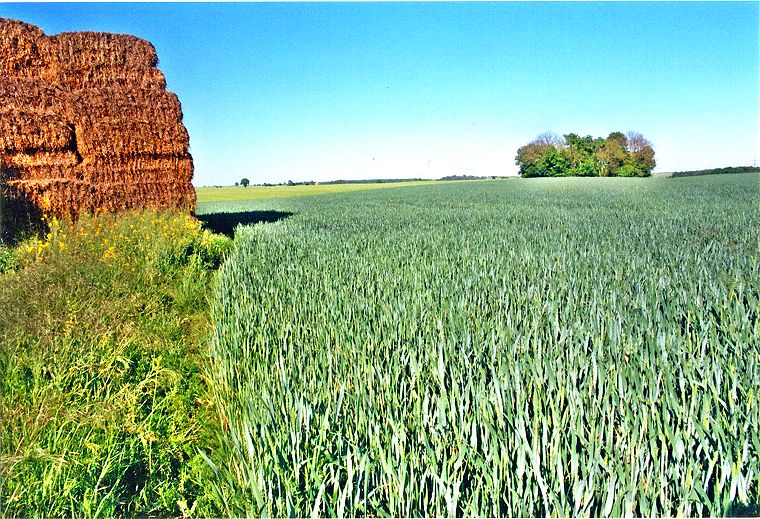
0 210 230 517
205 175 759 516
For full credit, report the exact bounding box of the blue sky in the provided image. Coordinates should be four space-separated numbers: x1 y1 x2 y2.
2 2 758 185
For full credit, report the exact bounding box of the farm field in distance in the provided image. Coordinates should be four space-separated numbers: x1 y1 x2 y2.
195 178 477 204
201 173 759 516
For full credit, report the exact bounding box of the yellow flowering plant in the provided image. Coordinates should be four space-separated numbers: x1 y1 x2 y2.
15 210 231 276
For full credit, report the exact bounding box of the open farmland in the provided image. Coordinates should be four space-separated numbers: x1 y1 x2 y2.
203 174 759 517
195 179 469 205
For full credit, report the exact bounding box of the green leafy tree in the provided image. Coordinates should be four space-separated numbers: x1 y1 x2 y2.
616 163 641 177
240 178 250 187
564 134 603 176
574 155 600 177
537 147 573 177
595 139 627 176
516 142 550 177
515 132 565 177
606 131 628 149
564 134 596 155
515 130 655 178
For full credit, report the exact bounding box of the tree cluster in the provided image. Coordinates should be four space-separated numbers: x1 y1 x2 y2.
515 131 655 178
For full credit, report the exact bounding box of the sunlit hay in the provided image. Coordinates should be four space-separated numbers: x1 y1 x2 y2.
0 18 195 220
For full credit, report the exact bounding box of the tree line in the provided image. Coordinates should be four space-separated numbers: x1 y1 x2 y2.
516 131 655 177
670 166 759 178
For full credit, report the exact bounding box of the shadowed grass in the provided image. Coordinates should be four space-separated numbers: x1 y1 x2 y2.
198 210 293 238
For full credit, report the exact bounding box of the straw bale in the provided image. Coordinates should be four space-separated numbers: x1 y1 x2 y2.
8 179 194 216
7 178 196 218
5 178 88 216
0 169 43 244
0 158 20 182
0 112 74 152
0 18 195 217
74 120 189 157
91 181 196 212
52 31 158 70
69 88 182 124
0 151 80 169
48 67 167 91
0 78 65 115
0 19 50 76
5 165 78 183
79 155 193 183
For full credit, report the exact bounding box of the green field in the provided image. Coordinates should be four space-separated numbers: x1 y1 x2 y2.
203 174 759 516
2 174 758 517
195 179 473 205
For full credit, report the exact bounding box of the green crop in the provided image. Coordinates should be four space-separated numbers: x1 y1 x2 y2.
205 175 759 517
195 179 463 206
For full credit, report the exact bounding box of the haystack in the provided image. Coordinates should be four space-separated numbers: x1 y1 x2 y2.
0 18 195 225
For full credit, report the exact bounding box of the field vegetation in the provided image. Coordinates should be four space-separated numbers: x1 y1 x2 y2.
195 178 471 205
0 211 230 517
205 174 758 516
1 173 758 517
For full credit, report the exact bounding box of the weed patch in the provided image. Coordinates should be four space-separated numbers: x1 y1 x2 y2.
0 210 230 517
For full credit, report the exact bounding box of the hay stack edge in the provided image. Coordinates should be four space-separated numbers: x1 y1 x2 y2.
0 18 195 235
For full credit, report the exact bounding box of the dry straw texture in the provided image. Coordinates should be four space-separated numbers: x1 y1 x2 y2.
0 18 194 218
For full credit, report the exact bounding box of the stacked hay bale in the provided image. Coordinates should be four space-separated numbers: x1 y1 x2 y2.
0 18 195 223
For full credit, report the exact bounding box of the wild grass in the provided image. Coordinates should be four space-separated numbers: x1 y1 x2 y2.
0 210 231 517
205 174 759 517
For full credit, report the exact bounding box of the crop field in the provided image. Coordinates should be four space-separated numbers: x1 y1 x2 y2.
2 174 757 517
195 179 468 205
202 174 759 516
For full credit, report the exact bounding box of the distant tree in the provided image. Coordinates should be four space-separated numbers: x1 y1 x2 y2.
234 182 239 186
625 132 656 176
516 143 548 177
616 163 642 177
574 155 600 177
625 131 649 153
515 132 565 177
536 147 572 177
564 133 596 155
240 178 250 187
564 134 602 176
671 166 760 178
515 130 655 177
595 139 627 176
607 131 628 149
535 132 565 148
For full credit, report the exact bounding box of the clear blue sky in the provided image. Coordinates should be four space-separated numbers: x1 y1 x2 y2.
2 2 758 185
